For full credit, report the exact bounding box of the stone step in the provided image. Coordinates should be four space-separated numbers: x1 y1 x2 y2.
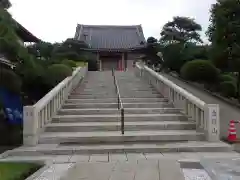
71 91 159 96
57 108 181 115
66 98 117 104
62 103 118 109
123 103 172 108
45 121 196 132
71 92 117 96
69 94 162 99
62 102 172 109
80 88 116 91
52 114 187 123
65 98 169 104
80 88 156 92
38 130 204 144
4 142 232 157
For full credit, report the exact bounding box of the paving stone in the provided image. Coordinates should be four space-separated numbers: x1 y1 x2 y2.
182 168 211 180
110 162 136 180
52 155 72 163
35 163 74 180
126 153 146 162
161 153 185 160
89 154 109 162
180 152 203 159
109 153 127 162
197 152 240 158
69 154 90 162
158 160 185 180
134 160 159 180
145 153 164 160
61 162 115 180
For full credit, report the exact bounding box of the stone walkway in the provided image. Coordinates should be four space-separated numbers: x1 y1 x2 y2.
2 152 240 163
2 152 240 180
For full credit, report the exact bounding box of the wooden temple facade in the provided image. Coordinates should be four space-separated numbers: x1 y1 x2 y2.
74 24 146 71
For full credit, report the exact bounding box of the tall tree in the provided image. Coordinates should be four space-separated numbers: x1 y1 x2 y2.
27 41 55 61
52 38 89 61
160 16 203 44
207 0 240 99
0 0 11 9
143 37 163 68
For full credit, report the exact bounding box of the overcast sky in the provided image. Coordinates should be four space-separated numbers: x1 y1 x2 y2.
8 0 216 43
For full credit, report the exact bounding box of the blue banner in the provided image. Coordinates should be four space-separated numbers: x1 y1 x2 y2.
0 87 23 124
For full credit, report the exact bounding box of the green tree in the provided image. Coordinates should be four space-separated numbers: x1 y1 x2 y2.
207 0 240 100
160 16 203 44
27 41 55 61
143 37 163 67
0 0 11 9
52 38 89 61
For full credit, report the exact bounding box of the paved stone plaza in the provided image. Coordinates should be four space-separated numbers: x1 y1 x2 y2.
1 152 240 179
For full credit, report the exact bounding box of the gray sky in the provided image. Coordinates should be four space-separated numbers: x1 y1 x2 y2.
9 0 216 43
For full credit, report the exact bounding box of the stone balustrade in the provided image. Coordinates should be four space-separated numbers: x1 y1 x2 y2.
135 62 220 142
23 66 88 146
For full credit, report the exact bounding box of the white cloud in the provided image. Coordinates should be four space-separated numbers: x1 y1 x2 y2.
8 0 216 43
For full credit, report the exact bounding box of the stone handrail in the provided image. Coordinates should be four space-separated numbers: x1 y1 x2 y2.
135 62 220 142
23 66 88 146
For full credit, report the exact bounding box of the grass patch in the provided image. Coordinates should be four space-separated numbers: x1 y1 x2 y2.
0 162 42 180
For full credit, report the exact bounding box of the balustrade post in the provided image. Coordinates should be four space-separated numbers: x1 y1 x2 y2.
23 106 39 146
121 108 125 135
204 104 220 141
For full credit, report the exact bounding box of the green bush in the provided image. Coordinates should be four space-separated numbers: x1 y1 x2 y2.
0 68 21 93
180 60 219 82
76 61 86 67
218 74 236 83
46 64 72 87
61 59 76 68
219 81 236 97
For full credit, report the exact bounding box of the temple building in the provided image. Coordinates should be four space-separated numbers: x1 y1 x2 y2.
74 24 146 71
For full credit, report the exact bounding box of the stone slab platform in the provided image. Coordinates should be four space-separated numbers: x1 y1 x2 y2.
2 142 232 156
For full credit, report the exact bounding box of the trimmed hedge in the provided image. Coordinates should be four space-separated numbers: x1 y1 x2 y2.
61 60 76 68
46 64 72 87
218 74 236 83
180 60 219 82
219 81 236 97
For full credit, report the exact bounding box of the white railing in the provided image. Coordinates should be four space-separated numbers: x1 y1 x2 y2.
135 62 220 142
23 66 88 146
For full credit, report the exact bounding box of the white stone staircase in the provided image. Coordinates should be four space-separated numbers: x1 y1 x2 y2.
2 70 232 159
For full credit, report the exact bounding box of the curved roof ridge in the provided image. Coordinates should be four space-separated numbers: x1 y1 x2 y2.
74 24 146 50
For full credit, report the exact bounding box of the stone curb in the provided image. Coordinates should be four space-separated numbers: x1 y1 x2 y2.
25 162 51 180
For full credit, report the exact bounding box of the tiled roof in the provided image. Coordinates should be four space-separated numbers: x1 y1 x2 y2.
74 24 146 50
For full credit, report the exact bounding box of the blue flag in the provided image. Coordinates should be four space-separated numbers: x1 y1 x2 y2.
0 87 23 124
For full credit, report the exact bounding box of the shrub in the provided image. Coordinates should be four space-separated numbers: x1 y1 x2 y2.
180 60 219 82
0 68 21 93
61 60 76 68
218 74 236 83
76 61 86 67
219 81 236 97
16 59 49 101
46 64 72 87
